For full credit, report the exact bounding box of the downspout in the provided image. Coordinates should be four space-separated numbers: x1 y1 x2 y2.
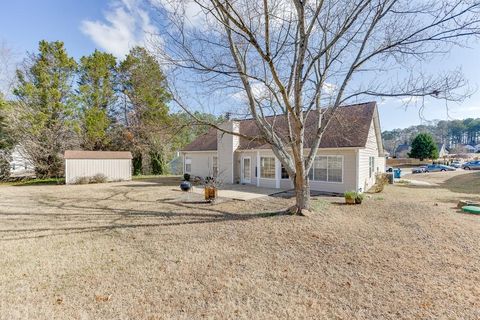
256 151 260 187
355 149 359 192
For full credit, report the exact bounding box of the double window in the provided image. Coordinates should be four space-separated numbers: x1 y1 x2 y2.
184 156 192 173
308 155 343 183
260 157 275 179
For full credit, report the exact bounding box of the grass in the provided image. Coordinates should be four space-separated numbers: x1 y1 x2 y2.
133 174 181 180
443 171 480 194
310 198 330 211
0 177 65 186
0 175 479 318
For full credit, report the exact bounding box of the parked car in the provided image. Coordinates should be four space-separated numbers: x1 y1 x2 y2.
462 160 480 170
450 161 463 168
411 166 427 174
424 164 456 172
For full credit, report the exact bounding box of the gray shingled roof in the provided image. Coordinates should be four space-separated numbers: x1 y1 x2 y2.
182 101 377 151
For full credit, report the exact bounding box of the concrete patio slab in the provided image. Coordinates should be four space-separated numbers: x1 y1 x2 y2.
191 184 287 201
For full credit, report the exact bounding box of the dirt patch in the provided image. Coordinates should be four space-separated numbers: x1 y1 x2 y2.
0 177 479 319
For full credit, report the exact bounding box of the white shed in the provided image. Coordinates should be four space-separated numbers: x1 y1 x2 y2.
64 150 132 184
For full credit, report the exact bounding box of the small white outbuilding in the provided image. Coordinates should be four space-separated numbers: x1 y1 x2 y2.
64 150 132 184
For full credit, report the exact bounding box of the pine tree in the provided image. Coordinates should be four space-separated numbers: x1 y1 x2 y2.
408 133 439 161
13 40 77 178
77 50 117 150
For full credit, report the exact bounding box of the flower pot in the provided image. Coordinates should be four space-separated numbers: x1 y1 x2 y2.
345 197 355 205
205 187 217 201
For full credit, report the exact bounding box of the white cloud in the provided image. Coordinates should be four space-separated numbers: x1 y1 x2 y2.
151 0 208 28
322 82 337 95
231 82 270 102
80 0 159 58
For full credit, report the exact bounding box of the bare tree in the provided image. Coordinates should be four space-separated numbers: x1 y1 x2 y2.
0 40 18 96
151 0 480 214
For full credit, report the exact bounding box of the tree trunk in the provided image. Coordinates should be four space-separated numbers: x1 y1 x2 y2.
293 172 310 215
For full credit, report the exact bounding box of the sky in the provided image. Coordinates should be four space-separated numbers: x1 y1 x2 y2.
1 0 480 131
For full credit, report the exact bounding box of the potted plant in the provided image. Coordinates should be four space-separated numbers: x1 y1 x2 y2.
355 193 364 204
204 176 219 202
344 191 356 205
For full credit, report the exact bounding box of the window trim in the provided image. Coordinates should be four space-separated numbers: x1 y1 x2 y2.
184 156 192 174
308 155 344 184
260 156 276 180
280 163 290 180
212 156 218 177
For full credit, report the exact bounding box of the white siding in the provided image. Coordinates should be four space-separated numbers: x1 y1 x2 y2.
217 121 239 183
309 149 357 194
65 159 132 184
237 149 356 194
357 120 384 192
9 145 34 175
182 152 217 178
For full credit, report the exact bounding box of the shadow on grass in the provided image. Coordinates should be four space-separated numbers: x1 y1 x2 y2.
130 175 182 187
0 190 291 241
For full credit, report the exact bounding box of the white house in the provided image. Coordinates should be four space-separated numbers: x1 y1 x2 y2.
9 145 34 176
64 150 132 184
464 145 476 153
181 102 385 194
437 143 448 158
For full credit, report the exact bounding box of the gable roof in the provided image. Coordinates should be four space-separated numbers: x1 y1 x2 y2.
64 150 133 159
182 101 377 151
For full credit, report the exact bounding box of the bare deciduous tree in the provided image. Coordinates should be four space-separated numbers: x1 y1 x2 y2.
151 0 480 214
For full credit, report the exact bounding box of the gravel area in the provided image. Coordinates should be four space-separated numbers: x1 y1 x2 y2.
0 173 479 319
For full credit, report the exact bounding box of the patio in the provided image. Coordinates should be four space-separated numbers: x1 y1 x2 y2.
188 184 289 201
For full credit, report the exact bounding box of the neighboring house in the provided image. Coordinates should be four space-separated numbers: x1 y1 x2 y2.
181 102 385 194
64 150 132 184
168 152 183 175
437 143 448 158
464 144 476 153
394 144 410 158
9 145 34 176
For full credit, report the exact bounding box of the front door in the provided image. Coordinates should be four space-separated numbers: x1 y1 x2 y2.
242 157 251 184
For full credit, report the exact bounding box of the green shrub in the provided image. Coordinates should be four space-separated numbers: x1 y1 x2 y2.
344 191 356 199
0 153 11 182
74 176 90 184
90 174 107 184
355 193 364 204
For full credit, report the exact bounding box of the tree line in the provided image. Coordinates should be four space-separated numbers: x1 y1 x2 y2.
0 40 220 179
383 118 480 155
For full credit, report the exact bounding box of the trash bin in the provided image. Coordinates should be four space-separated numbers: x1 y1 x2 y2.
393 168 402 179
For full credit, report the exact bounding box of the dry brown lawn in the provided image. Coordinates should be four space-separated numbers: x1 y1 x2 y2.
0 173 479 319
